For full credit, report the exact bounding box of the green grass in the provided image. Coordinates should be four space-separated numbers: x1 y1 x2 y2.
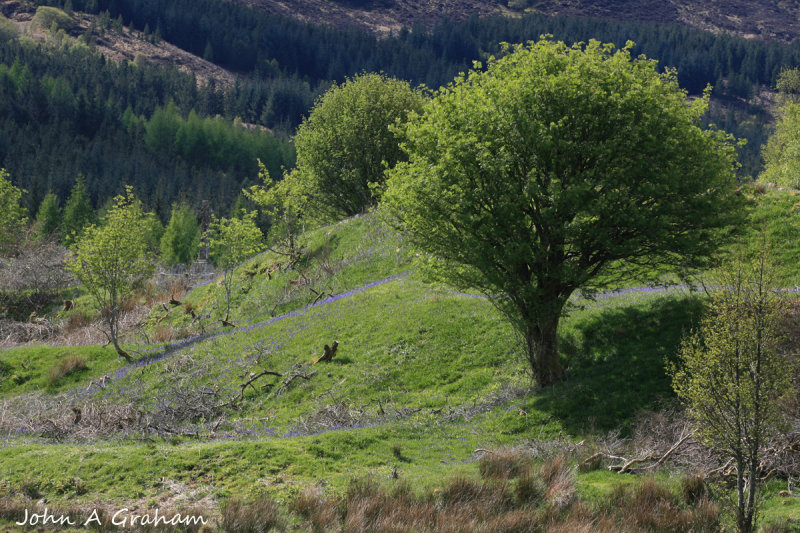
734 189 800 284
0 193 798 526
0 345 121 394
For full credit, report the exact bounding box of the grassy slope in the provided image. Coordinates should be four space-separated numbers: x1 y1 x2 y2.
0 189 799 525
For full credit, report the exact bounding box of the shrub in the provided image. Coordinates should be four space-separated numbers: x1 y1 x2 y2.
65 311 94 333
516 472 545 506
540 455 575 510
610 479 720 533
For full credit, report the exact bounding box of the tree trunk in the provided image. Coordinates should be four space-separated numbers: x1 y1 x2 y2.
108 311 132 362
743 455 759 533
525 317 563 387
113 339 133 362
736 456 754 533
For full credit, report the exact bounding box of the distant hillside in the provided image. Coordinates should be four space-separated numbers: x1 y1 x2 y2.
0 0 237 86
238 0 800 42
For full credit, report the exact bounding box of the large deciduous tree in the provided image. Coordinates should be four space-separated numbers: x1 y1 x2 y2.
382 39 743 386
67 187 155 361
293 73 425 220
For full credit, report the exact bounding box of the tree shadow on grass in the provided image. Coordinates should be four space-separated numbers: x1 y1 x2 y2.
299 234 341 267
531 295 705 436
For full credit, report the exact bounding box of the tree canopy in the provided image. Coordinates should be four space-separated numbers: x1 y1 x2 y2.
62 175 96 246
293 73 425 219
34 192 61 239
245 161 307 261
382 39 744 386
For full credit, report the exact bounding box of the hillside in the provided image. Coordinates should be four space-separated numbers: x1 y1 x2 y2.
0 0 237 86
238 0 800 42
0 189 799 530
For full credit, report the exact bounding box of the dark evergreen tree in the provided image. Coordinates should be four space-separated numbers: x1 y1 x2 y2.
34 192 61 239
62 175 95 246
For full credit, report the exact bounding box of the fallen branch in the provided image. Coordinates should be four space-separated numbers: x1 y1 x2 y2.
580 452 628 468
238 369 282 401
276 371 317 395
707 458 735 478
613 453 657 473
645 427 696 471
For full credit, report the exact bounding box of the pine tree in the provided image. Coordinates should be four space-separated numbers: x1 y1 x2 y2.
34 192 61 239
62 175 96 247
160 203 201 266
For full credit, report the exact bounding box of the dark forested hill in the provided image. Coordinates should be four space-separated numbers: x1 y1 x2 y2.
0 28 297 218
8 0 800 218
235 0 800 43
34 0 800 176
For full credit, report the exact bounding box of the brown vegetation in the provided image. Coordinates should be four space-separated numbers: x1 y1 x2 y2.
283 452 719 533
47 354 87 385
220 495 283 533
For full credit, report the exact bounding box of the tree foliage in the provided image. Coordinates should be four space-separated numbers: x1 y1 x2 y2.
671 250 790 533
294 73 425 219
34 192 61 239
66 187 155 360
245 162 308 262
760 71 800 189
383 39 743 386
775 67 800 103
62 175 96 246
205 212 264 322
160 202 200 266
34 6 73 33
0 168 26 255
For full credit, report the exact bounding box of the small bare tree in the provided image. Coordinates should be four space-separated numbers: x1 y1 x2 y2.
671 249 791 533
